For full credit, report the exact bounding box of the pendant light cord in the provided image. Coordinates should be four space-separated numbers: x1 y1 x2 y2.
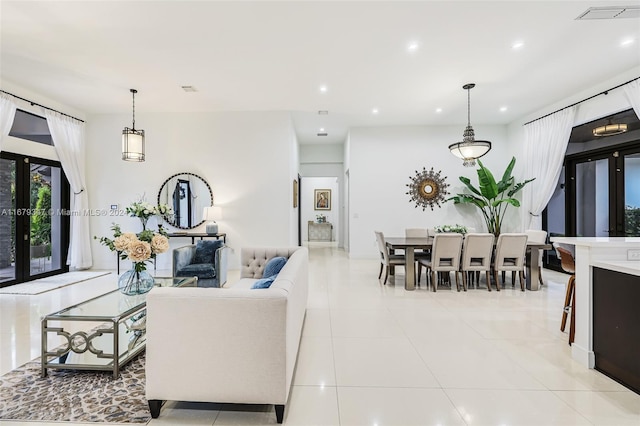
131 89 137 131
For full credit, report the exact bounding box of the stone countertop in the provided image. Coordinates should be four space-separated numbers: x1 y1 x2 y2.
551 237 640 247
591 260 640 277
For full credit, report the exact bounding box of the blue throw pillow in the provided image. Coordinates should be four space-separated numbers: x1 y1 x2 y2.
264 256 287 277
193 240 224 264
251 275 277 289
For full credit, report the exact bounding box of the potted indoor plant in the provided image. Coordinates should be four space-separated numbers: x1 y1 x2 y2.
447 157 535 236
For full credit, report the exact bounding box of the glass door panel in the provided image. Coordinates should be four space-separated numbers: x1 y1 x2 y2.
624 153 640 236
575 159 610 237
0 158 17 284
29 162 63 275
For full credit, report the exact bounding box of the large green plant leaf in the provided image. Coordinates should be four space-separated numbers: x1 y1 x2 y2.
491 198 520 208
459 176 482 197
508 177 536 197
477 162 498 200
447 194 487 209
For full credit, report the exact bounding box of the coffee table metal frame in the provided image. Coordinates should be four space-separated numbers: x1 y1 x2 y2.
41 276 197 378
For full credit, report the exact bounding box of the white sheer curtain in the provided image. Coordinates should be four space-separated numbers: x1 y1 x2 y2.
45 111 92 269
522 107 577 230
623 79 640 119
0 93 18 152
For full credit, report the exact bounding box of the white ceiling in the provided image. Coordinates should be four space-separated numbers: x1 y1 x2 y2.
1 1 639 145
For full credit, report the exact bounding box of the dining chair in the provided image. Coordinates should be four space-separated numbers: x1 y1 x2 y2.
460 233 494 291
374 231 406 285
525 229 547 286
493 233 528 291
417 233 463 292
554 243 576 345
405 228 431 286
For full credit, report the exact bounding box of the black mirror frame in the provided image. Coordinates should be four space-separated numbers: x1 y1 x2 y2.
157 172 213 230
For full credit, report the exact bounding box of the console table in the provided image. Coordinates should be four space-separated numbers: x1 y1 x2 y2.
167 232 226 244
308 221 332 241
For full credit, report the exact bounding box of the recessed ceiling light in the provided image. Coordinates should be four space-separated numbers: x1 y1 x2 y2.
407 42 419 52
500 106 508 112
435 108 443 113
372 108 379 114
511 41 525 50
621 38 635 47
319 85 328 93
319 127 325 132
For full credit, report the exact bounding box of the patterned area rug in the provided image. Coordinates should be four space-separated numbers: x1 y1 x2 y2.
0 354 150 423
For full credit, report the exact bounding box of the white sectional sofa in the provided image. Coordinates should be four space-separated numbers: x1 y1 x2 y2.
145 246 308 423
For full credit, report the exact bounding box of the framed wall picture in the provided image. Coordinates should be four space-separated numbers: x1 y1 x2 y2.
314 189 331 210
293 179 298 208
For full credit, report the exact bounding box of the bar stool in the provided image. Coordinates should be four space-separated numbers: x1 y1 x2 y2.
554 243 576 345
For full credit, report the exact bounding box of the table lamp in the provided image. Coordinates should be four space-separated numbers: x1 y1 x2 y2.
203 206 222 235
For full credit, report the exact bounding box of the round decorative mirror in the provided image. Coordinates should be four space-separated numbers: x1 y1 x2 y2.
157 172 213 229
406 167 449 211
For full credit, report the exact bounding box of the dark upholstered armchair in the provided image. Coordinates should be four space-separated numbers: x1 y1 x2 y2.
172 240 229 288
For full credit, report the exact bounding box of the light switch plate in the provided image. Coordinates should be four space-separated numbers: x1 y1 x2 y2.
627 249 640 261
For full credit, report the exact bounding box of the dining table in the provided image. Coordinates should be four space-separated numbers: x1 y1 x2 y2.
385 236 552 291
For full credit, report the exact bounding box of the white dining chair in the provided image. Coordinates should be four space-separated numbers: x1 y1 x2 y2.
493 233 528 291
460 233 494 291
417 233 463 292
405 228 430 286
374 231 405 285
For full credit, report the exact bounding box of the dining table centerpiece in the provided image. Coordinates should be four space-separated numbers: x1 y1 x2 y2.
434 224 468 234
446 157 535 237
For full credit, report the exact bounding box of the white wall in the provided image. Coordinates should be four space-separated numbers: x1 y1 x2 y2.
86 111 297 270
347 125 512 258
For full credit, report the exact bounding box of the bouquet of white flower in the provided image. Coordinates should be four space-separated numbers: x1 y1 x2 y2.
434 224 468 234
125 198 173 230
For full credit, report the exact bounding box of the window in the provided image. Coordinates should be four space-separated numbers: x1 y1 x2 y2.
8 109 53 145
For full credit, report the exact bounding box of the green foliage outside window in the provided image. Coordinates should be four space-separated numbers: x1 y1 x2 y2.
625 205 640 237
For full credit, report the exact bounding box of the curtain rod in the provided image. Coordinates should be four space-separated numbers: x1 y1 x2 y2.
1 90 85 123
523 76 639 126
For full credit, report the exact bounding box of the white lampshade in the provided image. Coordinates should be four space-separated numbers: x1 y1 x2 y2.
448 140 491 166
203 206 222 234
122 129 145 161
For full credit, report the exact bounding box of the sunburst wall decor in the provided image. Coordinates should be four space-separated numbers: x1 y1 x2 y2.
406 167 449 210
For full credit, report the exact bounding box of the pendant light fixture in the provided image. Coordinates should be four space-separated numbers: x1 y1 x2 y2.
122 89 145 162
448 83 491 167
592 119 627 137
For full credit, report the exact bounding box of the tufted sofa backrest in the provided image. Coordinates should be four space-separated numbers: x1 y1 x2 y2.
240 247 301 279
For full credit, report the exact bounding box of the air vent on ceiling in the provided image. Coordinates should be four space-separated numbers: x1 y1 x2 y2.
181 86 197 92
318 110 329 115
576 6 640 20
317 132 328 137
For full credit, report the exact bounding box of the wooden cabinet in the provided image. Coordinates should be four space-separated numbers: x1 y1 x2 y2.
593 267 640 394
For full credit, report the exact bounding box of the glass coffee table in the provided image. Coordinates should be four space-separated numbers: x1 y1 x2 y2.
41 276 197 378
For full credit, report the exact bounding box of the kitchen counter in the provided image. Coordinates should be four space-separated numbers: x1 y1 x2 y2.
549 237 640 369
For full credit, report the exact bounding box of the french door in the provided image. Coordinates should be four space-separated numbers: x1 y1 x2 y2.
566 142 640 237
0 152 70 287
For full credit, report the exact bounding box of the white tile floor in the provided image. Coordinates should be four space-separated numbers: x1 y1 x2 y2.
1 244 639 425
